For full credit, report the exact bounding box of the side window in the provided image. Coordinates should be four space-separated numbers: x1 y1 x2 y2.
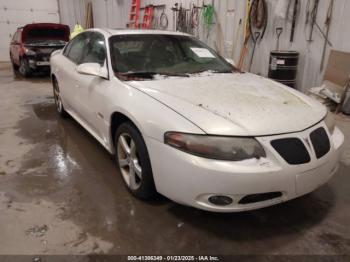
63 40 73 56
80 33 106 66
65 34 86 64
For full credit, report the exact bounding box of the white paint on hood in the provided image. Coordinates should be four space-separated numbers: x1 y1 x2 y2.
128 73 327 136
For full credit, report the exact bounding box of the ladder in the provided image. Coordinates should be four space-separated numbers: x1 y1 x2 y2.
128 0 141 28
141 5 154 29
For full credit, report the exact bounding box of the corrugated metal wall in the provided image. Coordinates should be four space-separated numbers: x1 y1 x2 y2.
57 0 86 28
59 0 350 91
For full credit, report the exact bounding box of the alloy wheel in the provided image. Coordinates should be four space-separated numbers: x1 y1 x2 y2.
117 133 142 190
53 81 63 113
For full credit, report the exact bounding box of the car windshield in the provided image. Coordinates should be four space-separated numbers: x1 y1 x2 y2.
109 34 236 79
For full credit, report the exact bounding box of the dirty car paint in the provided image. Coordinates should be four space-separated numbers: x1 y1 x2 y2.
128 73 327 136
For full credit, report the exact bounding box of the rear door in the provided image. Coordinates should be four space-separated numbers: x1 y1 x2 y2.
10 31 20 63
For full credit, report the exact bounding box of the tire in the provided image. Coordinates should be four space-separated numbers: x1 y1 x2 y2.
114 122 156 199
10 54 19 71
19 58 32 77
52 78 68 118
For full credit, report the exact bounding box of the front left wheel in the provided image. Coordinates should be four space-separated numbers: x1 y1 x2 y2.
52 78 68 117
10 54 19 71
19 58 32 77
115 122 156 199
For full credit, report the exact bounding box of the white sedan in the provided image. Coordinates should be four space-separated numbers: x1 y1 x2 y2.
50 29 344 212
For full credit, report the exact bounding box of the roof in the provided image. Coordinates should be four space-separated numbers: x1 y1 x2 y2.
89 28 192 37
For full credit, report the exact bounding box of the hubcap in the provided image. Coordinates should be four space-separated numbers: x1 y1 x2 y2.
117 133 142 190
19 61 25 75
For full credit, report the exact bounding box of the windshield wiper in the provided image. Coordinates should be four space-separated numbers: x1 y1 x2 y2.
191 69 234 75
25 40 66 46
117 71 189 79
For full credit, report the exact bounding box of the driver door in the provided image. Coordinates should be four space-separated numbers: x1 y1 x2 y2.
58 33 87 114
75 32 109 142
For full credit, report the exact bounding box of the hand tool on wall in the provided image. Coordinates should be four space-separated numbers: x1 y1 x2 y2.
275 27 283 51
307 0 320 42
202 2 214 39
249 0 268 42
238 0 252 70
249 31 261 72
148 5 168 30
320 0 334 72
202 4 214 28
190 3 200 35
238 0 267 71
177 4 188 33
171 3 179 31
190 3 204 37
84 2 94 29
159 8 169 30
305 0 310 25
232 19 242 59
290 0 299 42
305 0 333 47
314 22 333 47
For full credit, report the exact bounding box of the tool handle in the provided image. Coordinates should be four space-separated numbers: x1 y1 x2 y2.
253 31 261 42
276 27 283 37
276 27 283 51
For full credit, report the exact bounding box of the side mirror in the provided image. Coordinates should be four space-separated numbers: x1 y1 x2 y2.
76 63 108 78
225 58 236 67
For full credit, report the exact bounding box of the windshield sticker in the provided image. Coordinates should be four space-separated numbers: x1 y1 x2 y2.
190 48 215 58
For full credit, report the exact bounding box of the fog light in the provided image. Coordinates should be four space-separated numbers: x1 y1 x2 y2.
208 195 233 206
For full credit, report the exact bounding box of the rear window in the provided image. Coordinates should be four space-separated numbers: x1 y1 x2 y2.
24 28 68 43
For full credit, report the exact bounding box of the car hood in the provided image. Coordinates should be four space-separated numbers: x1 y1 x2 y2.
22 23 70 43
127 73 327 136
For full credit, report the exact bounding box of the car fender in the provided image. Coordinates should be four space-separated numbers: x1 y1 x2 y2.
107 79 205 146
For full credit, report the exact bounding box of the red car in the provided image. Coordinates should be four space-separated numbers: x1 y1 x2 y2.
9 23 70 76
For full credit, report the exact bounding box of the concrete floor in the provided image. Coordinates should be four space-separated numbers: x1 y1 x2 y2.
1 62 350 255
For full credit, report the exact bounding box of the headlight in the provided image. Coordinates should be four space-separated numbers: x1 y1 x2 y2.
24 48 36 56
324 111 335 134
164 132 266 161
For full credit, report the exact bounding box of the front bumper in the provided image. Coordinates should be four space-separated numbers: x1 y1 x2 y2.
146 122 344 212
28 58 50 69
